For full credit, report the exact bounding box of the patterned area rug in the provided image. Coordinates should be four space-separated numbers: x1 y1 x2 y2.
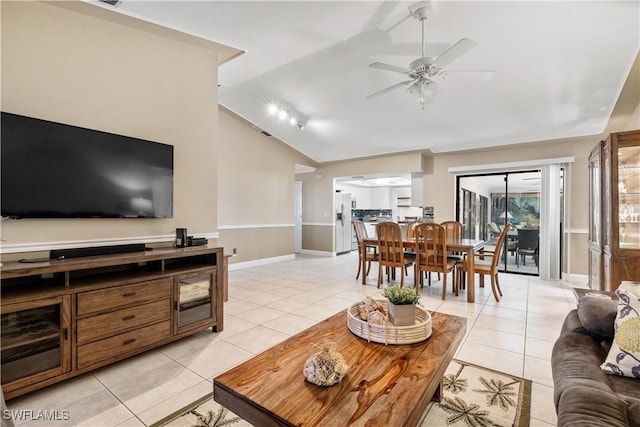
420 360 531 426
153 360 531 427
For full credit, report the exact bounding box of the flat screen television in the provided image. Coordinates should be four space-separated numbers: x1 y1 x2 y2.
1 112 174 219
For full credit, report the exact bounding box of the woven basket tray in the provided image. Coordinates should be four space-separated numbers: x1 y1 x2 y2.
346 300 432 345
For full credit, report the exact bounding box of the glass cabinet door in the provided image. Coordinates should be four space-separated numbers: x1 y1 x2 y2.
1 296 71 389
618 144 640 250
603 142 612 249
174 270 215 334
589 147 601 246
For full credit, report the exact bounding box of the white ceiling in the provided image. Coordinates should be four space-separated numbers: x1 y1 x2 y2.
105 1 639 163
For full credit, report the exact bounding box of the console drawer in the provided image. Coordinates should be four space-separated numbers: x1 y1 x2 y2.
76 299 170 344
77 320 171 369
77 278 171 316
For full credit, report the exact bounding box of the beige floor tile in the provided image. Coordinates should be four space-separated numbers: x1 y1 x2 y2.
457 342 524 377
7 374 106 415
465 326 525 354
526 322 562 343
223 325 290 354
525 337 555 360
530 382 557 426
474 313 527 335
212 314 260 341
223 298 261 316
93 350 173 387
136 380 212 426
289 301 343 321
176 339 254 379
115 418 145 427
18 389 134 427
234 305 288 324
264 297 312 313
262 313 320 335
480 304 527 322
108 360 205 414
524 356 553 387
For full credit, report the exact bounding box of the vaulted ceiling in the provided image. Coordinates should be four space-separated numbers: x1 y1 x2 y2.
103 1 639 163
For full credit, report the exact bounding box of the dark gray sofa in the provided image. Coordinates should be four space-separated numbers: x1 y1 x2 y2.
551 296 640 427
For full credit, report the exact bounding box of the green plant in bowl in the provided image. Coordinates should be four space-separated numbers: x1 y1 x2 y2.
382 285 421 305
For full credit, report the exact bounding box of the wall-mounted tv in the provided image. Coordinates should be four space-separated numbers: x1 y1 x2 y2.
1 112 174 219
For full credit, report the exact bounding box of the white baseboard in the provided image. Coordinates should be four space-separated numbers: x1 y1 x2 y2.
299 249 335 257
228 254 295 271
561 273 589 284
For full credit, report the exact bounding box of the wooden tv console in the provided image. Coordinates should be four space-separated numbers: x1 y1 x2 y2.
0 245 226 399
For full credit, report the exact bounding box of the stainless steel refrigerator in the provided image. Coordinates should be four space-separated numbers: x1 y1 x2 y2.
335 192 352 254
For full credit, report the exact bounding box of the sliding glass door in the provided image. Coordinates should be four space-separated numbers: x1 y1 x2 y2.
457 171 542 276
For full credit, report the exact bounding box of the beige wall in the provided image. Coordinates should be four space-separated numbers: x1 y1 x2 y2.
0 1 233 259
217 108 311 264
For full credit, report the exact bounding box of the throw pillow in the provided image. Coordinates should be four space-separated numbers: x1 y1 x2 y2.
601 288 640 378
577 297 617 340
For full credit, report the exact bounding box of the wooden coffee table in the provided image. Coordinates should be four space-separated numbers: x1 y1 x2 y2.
213 309 466 426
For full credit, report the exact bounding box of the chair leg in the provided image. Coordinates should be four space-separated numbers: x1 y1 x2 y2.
356 257 362 279
490 273 501 302
400 267 404 288
365 261 371 276
452 271 458 296
495 272 503 297
441 272 447 300
377 263 382 289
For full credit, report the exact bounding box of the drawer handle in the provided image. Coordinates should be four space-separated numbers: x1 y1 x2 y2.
122 292 137 297
122 315 136 321
123 338 136 345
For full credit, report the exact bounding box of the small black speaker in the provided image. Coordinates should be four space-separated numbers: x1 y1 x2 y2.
175 228 188 248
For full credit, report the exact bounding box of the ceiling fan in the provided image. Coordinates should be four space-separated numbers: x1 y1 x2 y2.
366 1 493 108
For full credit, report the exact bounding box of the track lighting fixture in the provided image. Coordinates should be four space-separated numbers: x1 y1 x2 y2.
266 100 309 131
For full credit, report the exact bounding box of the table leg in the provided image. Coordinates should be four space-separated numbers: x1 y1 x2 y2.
361 242 367 285
433 381 443 403
467 247 475 303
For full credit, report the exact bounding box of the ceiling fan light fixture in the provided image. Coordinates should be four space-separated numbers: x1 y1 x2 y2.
407 79 439 108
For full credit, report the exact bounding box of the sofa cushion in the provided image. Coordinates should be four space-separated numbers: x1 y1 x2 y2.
601 288 640 379
555 385 632 427
577 296 618 340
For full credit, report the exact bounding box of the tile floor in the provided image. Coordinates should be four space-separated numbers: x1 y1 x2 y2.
6 252 584 426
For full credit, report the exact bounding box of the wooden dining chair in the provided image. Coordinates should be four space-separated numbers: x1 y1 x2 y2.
406 221 420 239
352 220 378 280
376 221 414 288
457 224 510 302
441 220 465 287
413 223 457 298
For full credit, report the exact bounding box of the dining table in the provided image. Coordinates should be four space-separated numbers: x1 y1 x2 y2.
361 236 485 303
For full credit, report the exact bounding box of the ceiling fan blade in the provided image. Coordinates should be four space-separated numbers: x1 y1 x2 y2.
383 11 412 32
445 70 495 81
369 62 411 74
433 38 478 67
366 80 413 100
